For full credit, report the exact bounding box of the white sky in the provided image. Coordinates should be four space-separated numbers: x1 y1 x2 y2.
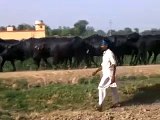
1 0 160 32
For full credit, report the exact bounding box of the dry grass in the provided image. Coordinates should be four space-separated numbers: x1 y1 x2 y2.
0 65 160 86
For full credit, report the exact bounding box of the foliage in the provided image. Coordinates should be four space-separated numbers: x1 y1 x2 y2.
45 25 52 37
0 26 6 31
1 19 160 37
74 20 89 36
17 24 34 30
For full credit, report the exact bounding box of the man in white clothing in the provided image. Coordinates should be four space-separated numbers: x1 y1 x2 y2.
92 39 120 112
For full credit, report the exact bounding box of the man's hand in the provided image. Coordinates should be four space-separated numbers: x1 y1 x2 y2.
110 75 115 84
92 67 102 76
111 65 116 84
92 71 97 76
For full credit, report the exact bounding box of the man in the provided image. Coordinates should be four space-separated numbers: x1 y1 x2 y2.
92 39 120 112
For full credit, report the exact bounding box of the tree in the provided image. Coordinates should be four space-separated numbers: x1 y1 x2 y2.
134 28 139 33
124 27 132 34
141 28 160 35
116 30 125 35
106 29 116 36
17 24 34 30
0 26 6 31
7 25 16 30
51 28 62 36
45 25 52 37
96 30 106 36
69 28 76 36
61 26 71 36
74 20 89 36
141 30 151 35
83 26 95 37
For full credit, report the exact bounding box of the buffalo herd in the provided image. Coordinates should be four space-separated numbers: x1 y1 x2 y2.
0 32 160 72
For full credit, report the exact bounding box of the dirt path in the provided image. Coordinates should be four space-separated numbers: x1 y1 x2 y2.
14 103 160 120
0 65 160 85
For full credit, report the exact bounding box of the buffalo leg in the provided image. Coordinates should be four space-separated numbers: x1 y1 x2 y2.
10 60 16 71
91 56 98 67
84 56 91 67
0 60 5 72
152 52 159 64
68 57 72 69
33 58 41 70
147 51 152 64
43 58 52 68
130 54 135 65
130 51 137 65
134 52 140 65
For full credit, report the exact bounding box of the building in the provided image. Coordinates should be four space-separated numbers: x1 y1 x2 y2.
0 20 46 40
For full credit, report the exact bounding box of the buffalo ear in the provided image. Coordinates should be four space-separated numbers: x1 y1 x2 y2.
86 49 90 54
34 46 38 49
35 45 39 49
34 45 40 50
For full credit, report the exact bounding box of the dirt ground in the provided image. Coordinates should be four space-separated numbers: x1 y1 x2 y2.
26 103 160 120
0 65 160 120
0 65 160 85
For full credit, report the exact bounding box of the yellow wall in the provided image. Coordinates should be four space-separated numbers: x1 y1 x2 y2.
0 30 45 40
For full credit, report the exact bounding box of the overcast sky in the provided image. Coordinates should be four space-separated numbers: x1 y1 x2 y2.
1 0 160 32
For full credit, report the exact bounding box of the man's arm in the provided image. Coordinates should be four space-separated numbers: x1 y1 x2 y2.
92 66 102 76
111 64 116 84
110 51 117 84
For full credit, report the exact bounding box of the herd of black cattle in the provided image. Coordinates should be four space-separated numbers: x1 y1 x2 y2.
0 32 160 72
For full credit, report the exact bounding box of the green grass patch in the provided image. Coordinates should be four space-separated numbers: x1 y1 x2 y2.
0 75 160 113
0 82 98 112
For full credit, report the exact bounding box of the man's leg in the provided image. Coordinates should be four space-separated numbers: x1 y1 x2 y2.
97 76 110 111
110 87 120 108
98 88 107 105
97 87 107 112
102 88 106 104
98 88 103 106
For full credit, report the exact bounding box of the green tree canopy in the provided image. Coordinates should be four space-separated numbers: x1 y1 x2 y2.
0 26 6 31
74 20 89 36
17 24 34 30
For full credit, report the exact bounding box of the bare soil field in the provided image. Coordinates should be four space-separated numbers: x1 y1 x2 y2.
0 65 160 120
0 65 160 85
26 103 160 120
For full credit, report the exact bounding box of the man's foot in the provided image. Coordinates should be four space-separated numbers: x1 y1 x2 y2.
96 104 103 112
110 103 121 108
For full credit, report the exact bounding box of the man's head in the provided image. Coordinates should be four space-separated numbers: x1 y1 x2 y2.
100 39 110 51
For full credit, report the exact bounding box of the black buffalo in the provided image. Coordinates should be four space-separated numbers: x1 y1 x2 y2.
33 36 88 69
0 39 19 71
141 35 160 64
0 38 42 71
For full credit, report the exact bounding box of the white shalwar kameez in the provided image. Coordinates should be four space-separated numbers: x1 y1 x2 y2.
98 49 119 106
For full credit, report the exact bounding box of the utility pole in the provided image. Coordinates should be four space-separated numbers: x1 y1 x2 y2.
109 19 112 36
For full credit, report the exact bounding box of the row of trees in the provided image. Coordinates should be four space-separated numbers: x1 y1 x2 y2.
45 20 107 37
1 20 160 37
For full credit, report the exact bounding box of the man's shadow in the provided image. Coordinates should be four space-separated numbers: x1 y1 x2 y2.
121 84 160 106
